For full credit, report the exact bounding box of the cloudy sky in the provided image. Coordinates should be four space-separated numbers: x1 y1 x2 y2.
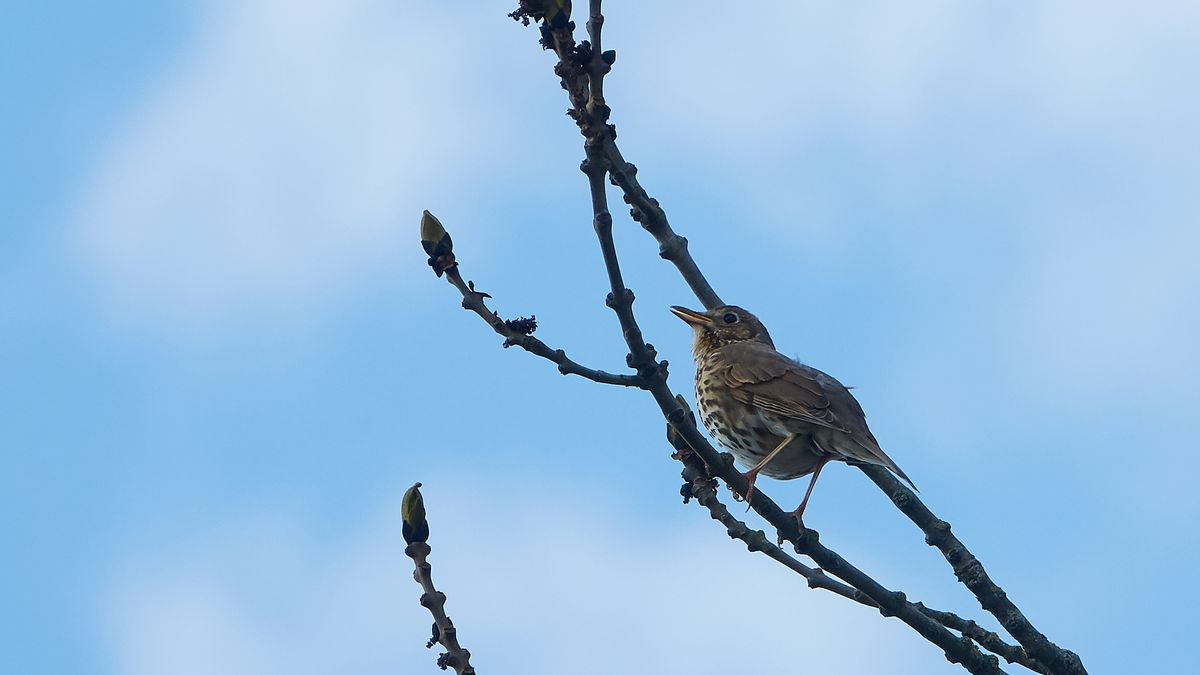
4 2 1198 673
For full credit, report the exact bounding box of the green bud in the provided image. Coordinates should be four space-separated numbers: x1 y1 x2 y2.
420 210 456 277
402 482 430 544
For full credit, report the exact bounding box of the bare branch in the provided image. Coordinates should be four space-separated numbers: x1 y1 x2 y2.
657 403 1007 672
916 604 1053 675
678 456 1048 673
538 3 722 309
678 456 869 605
408 5 1090 674
573 5 663 383
535 7 1003 672
527 6 1087 674
422 212 643 388
860 466 1086 675
681 451 1044 673
402 484 477 675
602 140 723 310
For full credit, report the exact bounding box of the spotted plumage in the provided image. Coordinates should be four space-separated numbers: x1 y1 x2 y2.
671 304 914 525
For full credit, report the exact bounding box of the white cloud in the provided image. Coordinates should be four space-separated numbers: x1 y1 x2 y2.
619 1 1199 139
65 0 1199 405
68 0 1200 336
67 1 513 330
611 1 1199 226
614 1 1200 411
100 480 955 675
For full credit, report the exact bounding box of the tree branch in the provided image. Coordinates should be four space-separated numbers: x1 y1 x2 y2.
402 484 477 675
661 402 1005 673
408 4 1093 674
529 5 1086 674
860 467 1086 675
677 453 869 606
539 1 722 310
678 449 1048 674
916 604 1053 675
421 211 643 388
602 140 722 310
553 6 1004 672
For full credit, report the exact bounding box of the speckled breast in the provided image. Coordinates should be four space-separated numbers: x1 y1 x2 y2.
693 353 824 480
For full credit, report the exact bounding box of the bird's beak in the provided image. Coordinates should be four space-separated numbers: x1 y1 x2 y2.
670 305 711 327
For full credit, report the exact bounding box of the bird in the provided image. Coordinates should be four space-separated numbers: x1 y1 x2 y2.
670 304 914 527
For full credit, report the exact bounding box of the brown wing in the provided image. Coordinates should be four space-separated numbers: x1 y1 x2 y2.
718 341 916 488
718 341 848 432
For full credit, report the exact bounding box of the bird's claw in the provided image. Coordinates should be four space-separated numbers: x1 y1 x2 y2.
739 470 761 509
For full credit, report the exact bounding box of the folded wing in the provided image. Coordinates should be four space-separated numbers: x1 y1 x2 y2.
717 341 915 488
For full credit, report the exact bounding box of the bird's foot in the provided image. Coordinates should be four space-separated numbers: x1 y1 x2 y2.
738 469 762 508
791 505 808 532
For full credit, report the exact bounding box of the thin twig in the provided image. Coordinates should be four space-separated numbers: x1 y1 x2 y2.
406 542 476 674
679 453 1047 673
660 403 1005 672
438 261 643 388
601 139 722 310
860 467 1086 675
403 484 476 675
679 457 870 605
539 1 722 310
916 604 1053 675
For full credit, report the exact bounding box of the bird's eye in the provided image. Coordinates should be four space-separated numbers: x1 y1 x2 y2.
722 312 738 324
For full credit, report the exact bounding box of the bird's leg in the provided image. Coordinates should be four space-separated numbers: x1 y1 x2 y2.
792 457 831 529
740 434 796 505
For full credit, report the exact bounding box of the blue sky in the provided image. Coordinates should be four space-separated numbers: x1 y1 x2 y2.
3 2 1198 673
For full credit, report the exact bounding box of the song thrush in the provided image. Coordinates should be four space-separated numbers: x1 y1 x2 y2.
671 304 914 526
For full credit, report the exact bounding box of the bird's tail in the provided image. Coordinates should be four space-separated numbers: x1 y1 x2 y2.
886 458 918 492
843 435 918 492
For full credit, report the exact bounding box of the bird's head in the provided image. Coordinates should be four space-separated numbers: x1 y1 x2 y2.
670 304 774 356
